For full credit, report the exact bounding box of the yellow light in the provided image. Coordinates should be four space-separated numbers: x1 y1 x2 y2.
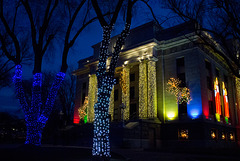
230 133 234 140
222 133 225 140
78 96 88 121
109 86 114 121
139 61 148 118
167 112 176 120
120 66 130 120
179 129 189 139
148 60 157 118
88 74 97 122
211 131 216 139
166 78 191 104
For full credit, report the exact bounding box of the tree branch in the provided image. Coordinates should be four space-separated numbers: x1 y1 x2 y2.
91 0 108 26
110 0 124 26
0 34 16 63
21 0 37 53
42 34 54 55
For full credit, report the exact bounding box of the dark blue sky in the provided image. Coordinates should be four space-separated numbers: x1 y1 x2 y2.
0 1 174 118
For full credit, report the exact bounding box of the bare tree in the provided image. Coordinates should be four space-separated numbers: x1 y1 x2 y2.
0 1 32 89
164 0 240 77
90 0 137 159
0 0 95 146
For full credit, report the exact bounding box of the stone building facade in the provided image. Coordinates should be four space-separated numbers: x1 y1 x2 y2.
73 21 240 149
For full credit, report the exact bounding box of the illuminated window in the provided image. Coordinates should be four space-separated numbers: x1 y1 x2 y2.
178 129 189 140
211 129 217 139
221 131 226 140
229 132 234 141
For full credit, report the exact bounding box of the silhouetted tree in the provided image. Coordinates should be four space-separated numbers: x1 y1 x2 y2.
0 0 95 146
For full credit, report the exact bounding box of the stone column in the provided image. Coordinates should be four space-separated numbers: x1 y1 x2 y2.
87 74 97 122
122 66 130 120
147 60 157 118
235 77 240 124
109 86 114 121
139 61 148 118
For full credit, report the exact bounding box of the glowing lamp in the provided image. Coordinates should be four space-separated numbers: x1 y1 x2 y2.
211 131 216 139
222 132 225 140
190 110 199 119
167 112 176 120
230 133 234 140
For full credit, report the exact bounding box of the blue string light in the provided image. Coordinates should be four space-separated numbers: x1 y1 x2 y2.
92 24 130 158
13 65 66 146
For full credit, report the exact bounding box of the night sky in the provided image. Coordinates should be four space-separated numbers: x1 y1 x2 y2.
0 1 174 118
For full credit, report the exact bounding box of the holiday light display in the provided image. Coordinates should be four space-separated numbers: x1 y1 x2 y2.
147 60 157 118
179 129 189 139
214 78 221 122
167 78 191 104
13 65 65 146
222 82 230 123
78 96 88 122
120 66 130 120
211 130 216 139
88 74 97 122
235 77 240 123
92 23 131 158
139 61 148 118
230 132 234 140
109 86 114 121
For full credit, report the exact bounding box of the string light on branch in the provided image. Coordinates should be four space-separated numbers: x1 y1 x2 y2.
93 23 131 158
166 78 191 104
13 65 66 146
78 96 89 123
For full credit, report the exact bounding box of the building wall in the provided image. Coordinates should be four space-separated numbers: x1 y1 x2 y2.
73 22 240 148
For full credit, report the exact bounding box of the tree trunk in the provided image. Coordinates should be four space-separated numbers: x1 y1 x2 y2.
92 74 114 159
14 65 66 146
92 26 113 159
25 121 44 146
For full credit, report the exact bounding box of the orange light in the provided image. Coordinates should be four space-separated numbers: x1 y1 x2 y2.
214 78 221 116
211 131 216 139
222 82 230 118
230 133 234 140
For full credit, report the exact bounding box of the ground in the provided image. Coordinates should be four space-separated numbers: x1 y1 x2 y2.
1 144 240 161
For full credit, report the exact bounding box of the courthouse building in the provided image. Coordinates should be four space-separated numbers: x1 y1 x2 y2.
73 21 240 148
